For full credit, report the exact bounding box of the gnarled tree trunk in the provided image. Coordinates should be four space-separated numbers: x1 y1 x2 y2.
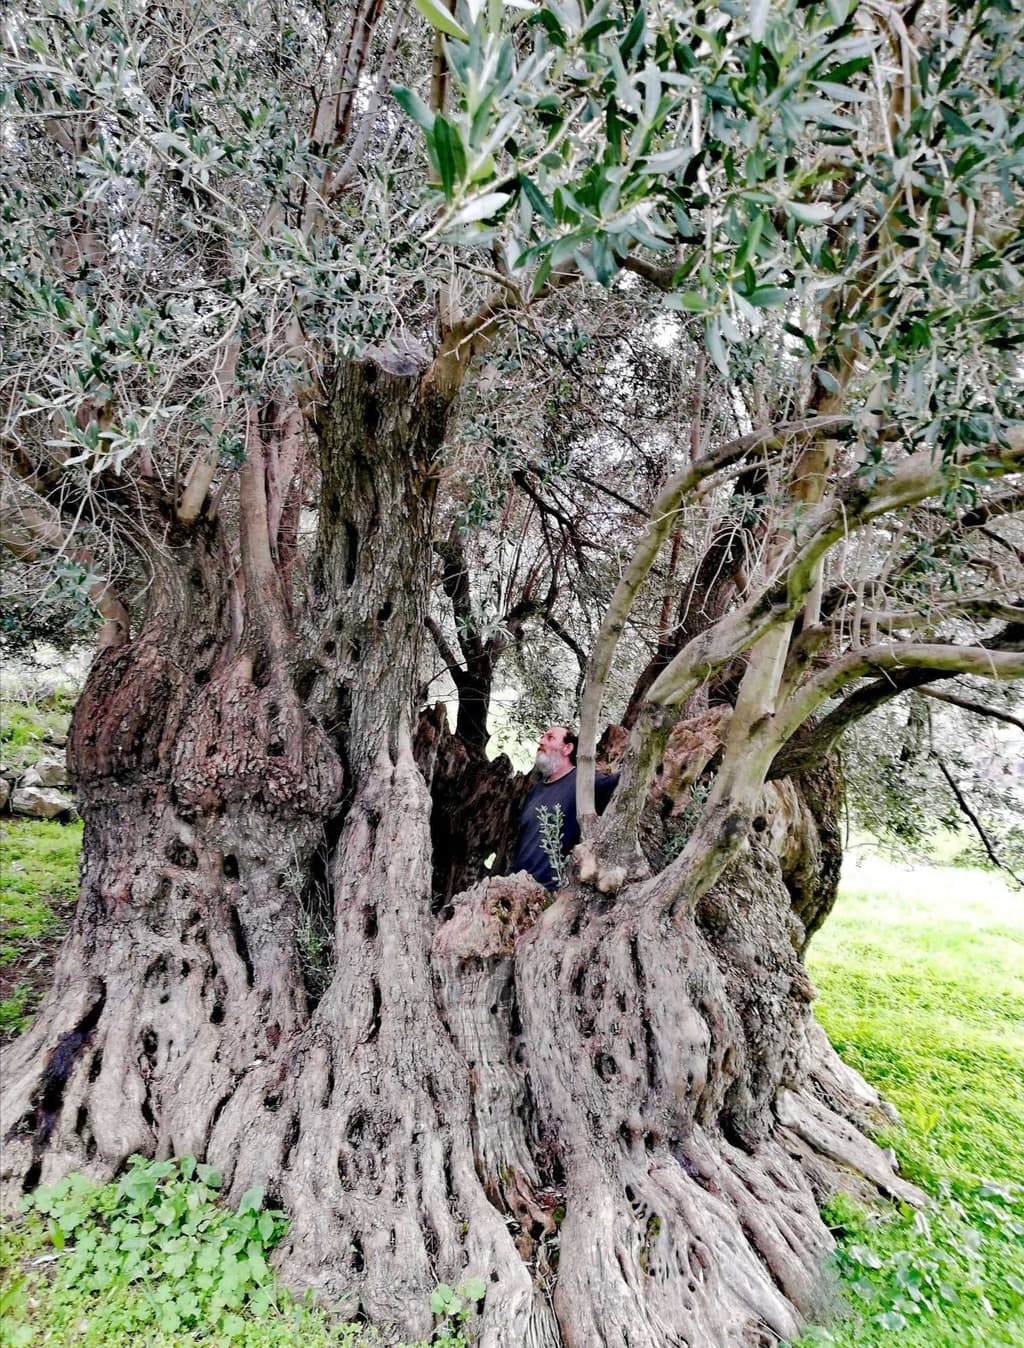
2 358 919 1348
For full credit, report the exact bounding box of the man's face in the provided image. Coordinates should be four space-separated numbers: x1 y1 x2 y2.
535 726 573 778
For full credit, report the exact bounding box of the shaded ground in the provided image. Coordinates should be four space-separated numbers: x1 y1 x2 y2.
0 819 81 1041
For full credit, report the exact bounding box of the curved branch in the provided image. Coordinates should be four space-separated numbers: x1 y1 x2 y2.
772 640 1024 756
575 413 854 821
914 685 1024 732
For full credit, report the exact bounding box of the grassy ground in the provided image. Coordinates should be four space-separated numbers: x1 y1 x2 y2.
796 851 1024 1346
1 816 1021 1346
0 819 81 1040
0 695 80 1039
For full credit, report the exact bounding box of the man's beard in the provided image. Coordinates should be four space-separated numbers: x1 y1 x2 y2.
535 748 565 778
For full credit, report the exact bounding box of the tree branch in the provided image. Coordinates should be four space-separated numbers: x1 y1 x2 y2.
936 757 1023 887
575 413 854 820
914 686 1024 733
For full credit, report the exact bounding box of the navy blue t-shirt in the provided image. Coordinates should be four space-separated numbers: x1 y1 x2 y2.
509 767 619 890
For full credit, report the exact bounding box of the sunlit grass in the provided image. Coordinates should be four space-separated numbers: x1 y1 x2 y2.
796 852 1024 1346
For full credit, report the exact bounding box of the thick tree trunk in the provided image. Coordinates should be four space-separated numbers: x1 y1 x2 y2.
0 519 341 1192
1 359 919 1347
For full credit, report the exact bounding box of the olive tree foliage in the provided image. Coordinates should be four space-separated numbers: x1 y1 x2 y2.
3 0 1024 1343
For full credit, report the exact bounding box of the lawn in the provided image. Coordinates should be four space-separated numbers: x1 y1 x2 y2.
1 833 1021 1346
796 850 1024 1346
0 818 82 1040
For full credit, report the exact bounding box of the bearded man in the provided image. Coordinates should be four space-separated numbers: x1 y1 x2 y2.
508 726 620 890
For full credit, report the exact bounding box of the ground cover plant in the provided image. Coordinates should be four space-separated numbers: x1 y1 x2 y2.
0 699 73 775
795 854 1024 1347
0 1156 485 1347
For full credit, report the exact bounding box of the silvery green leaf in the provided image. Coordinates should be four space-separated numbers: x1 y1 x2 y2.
784 200 834 224
642 146 691 174
750 0 769 43
447 191 511 226
411 0 469 41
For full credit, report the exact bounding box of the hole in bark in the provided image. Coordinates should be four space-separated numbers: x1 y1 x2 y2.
389 1228 396 1254
595 1052 618 1081
344 523 359 586
752 814 767 833
376 601 392 622
140 1028 158 1069
363 909 377 939
222 854 239 879
206 743 218 757
509 999 523 1037
209 1088 233 1136
229 906 254 987
322 1063 335 1108
571 968 585 999
367 981 382 1042
324 640 336 657
252 648 272 688
194 668 210 685
88 1050 103 1082
180 960 190 977
23 1160 42 1193
281 1112 300 1168
267 741 284 757
189 567 204 589
645 1022 659 1089
630 936 645 988
165 839 198 869
144 954 168 984
210 1002 224 1024
75 1106 87 1136
141 1089 155 1128
264 1092 282 1113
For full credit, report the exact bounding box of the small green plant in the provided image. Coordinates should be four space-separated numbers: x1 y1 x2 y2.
429 1277 487 1347
1 1156 487 1346
15 1155 288 1339
536 804 570 888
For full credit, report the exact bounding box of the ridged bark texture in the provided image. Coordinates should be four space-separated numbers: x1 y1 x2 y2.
1 358 919 1348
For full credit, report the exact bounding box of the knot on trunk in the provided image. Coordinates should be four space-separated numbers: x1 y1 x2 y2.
434 874 548 962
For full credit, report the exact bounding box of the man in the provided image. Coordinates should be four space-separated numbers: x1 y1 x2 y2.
508 726 619 890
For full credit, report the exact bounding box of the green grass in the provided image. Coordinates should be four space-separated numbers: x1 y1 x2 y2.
0 818 82 1037
0 699 72 772
794 853 1024 1346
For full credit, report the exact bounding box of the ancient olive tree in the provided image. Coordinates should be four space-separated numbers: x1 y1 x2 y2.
2 0 1023 1344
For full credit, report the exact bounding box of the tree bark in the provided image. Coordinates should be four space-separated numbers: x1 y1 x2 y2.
1 359 922 1348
